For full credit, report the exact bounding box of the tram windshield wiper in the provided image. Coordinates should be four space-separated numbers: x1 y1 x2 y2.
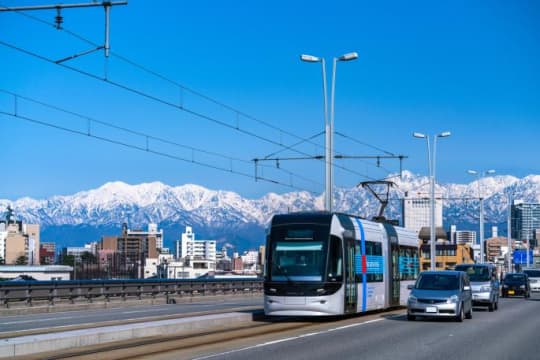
271 260 296 284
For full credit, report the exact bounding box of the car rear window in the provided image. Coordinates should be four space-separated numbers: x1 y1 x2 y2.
455 265 491 281
505 274 526 282
524 270 540 278
416 274 460 290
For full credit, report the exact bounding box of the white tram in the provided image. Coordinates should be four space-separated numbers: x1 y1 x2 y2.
264 212 419 316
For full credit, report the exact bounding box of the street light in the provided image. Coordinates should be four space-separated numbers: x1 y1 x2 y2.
467 169 496 264
301 52 358 212
507 192 513 272
413 131 451 270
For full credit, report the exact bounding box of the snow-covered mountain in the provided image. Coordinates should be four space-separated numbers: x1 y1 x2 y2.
1 171 539 251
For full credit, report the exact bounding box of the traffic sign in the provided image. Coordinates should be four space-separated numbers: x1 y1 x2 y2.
513 250 533 265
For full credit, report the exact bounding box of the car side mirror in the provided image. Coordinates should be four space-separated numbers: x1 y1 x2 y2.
407 284 414 290
463 285 471 291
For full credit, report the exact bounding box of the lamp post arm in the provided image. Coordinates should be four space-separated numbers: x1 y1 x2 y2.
321 58 328 128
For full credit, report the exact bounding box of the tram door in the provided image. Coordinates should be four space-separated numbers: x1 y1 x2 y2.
343 236 357 313
384 224 400 307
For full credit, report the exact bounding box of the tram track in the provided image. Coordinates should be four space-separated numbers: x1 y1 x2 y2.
16 308 405 360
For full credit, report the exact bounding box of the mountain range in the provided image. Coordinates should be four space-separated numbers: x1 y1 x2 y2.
1 170 540 252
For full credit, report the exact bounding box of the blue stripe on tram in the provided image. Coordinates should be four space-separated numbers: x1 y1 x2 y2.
355 218 367 312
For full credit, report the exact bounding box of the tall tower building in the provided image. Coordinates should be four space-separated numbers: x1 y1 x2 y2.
511 201 540 247
403 189 443 235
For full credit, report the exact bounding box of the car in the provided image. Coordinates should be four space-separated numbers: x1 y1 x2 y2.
455 263 499 311
407 270 473 322
8 275 38 281
501 273 530 298
523 269 540 292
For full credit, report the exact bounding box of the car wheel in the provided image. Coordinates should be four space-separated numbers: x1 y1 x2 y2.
407 314 415 321
455 305 464 322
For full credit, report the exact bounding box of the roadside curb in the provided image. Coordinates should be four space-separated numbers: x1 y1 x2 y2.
0 311 257 358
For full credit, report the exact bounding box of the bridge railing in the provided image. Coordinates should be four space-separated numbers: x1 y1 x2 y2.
0 278 263 307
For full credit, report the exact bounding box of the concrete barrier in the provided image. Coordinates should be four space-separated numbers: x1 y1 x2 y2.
0 311 256 358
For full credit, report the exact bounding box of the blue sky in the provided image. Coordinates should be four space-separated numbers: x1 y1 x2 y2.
1 0 539 200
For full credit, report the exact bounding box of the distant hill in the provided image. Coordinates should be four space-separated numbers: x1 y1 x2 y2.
2 171 539 252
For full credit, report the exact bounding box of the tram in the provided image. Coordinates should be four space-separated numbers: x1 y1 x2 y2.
264 212 419 316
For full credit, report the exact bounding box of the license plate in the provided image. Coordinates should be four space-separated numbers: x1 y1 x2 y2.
508 290 515 295
426 306 437 313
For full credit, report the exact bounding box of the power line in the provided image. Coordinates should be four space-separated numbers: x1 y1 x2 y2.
335 131 396 156
0 109 319 194
0 5 402 182
0 89 322 192
0 40 384 184
0 3 330 155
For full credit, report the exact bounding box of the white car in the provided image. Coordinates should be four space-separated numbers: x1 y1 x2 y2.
523 269 540 292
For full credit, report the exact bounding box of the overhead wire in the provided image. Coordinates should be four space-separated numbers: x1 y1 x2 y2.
0 105 320 194
0 5 396 184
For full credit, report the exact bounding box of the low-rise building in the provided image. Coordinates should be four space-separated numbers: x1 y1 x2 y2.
0 265 72 281
0 207 40 265
175 226 216 261
40 242 56 265
418 226 474 270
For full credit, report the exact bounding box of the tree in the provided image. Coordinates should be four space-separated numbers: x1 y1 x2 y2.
15 255 28 265
40 256 50 265
61 255 75 267
80 251 97 264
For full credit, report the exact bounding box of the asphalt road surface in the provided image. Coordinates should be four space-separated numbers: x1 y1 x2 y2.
0 296 262 333
186 293 540 360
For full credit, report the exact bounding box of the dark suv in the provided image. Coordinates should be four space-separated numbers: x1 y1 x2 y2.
502 273 530 298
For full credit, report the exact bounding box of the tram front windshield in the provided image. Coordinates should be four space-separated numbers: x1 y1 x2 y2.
269 226 329 282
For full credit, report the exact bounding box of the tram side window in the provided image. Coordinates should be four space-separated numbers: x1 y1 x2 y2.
366 241 383 282
399 246 419 280
354 241 383 283
327 236 343 282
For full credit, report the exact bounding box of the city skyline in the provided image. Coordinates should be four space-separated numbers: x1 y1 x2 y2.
1 1 539 200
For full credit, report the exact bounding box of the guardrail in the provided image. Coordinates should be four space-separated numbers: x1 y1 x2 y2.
0 278 263 307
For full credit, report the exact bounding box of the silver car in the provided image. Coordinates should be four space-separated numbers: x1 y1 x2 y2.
523 269 540 292
455 263 499 311
407 271 473 322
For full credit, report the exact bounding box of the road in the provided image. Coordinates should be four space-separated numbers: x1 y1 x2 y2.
163 294 540 360
0 296 262 334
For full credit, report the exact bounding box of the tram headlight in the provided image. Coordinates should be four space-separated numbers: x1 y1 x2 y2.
447 295 459 304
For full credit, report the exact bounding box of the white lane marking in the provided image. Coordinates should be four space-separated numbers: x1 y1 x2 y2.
1 316 74 325
121 309 161 314
192 318 385 360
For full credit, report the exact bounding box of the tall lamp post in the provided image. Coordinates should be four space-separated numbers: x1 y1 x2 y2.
524 215 539 269
413 131 451 270
507 192 513 272
467 169 496 264
301 52 358 212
